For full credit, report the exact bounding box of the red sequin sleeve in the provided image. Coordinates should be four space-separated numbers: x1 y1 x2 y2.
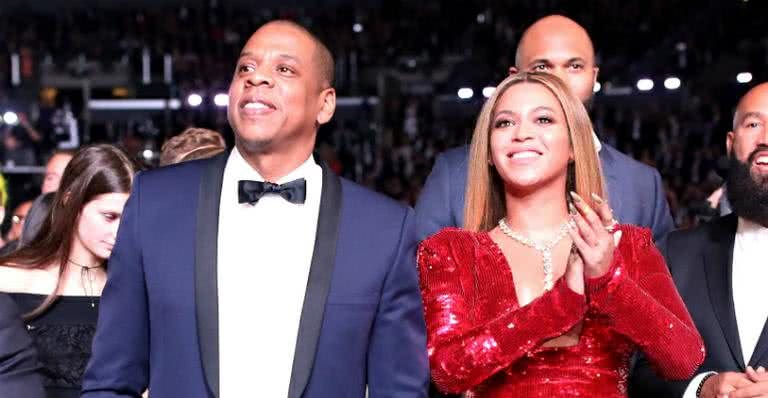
417 230 587 394
584 225 705 380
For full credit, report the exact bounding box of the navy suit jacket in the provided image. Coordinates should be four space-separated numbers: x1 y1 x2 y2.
82 152 429 398
630 214 768 397
415 143 674 241
0 293 45 398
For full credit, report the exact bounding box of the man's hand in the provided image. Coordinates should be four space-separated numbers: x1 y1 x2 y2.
699 372 753 398
727 367 768 398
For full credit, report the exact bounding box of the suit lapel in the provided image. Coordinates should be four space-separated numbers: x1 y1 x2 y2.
703 215 743 369
748 224 768 366
194 152 228 398
748 319 768 366
287 162 343 398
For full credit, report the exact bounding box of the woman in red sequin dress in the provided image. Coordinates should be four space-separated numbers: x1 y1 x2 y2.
417 72 704 397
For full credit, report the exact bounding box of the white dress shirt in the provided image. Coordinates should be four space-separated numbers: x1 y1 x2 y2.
592 131 603 152
218 148 322 397
684 218 768 397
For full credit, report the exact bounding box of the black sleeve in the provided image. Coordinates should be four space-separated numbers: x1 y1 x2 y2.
0 293 45 398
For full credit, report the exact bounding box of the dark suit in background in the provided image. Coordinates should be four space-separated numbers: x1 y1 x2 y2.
630 214 768 397
0 292 44 398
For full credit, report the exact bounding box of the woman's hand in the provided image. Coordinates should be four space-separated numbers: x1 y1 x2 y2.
564 244 585 294
567 192 623 279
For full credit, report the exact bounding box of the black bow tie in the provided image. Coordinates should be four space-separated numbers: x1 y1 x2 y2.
238 178 307 204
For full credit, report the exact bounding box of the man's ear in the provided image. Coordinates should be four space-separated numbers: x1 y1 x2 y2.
316 88 336 126
726 131 734 157
593 66 600 87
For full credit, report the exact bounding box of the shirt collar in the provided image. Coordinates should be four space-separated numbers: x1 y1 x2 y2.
592 131 602 152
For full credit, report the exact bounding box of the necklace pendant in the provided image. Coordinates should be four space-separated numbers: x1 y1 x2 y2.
542 251 553 272
498 217 573 294
543 272 554 291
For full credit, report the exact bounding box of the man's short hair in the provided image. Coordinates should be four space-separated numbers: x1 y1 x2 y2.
269 20 335 88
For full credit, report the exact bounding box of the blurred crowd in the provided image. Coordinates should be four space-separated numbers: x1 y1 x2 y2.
0 0 765 237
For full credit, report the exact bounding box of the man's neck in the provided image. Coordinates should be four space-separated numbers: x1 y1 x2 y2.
738 216 768 232
236 145 313 183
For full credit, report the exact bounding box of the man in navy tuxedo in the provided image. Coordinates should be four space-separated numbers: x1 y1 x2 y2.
416 15 673 243
82 20 428 398
0 293 44 398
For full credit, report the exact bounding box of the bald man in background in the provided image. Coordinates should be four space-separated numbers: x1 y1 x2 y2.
42 150 73 193
416 15 673 244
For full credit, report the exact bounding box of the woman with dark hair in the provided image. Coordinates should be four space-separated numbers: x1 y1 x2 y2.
0 144 135 398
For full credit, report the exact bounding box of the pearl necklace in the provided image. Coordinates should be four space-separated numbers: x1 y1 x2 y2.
498 217 574 291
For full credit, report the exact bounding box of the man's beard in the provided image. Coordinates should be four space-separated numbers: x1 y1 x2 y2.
726 147 768 227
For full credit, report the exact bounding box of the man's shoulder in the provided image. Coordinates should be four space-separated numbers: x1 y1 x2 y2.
136 154 223 192
435 145 470 169
141 156 212 180
666 214 737 249
340 177 410 218
600 143 658 177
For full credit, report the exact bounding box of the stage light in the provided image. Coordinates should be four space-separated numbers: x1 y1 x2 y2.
142 149 154 159
214 93 229 107
636 78 654 92
2 111 18 125
187 93 203 107
353 23 363 33
593 82 602 93
457 88 474 99
482 86 495 98
477 14 486 23
737 72 753 84
664 77 681 90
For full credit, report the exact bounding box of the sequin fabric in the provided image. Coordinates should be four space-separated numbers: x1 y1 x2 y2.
417 225 704 397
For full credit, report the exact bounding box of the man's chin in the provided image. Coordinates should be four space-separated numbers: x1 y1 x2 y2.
728 156 768 226
750 167 768 186
235 135 276 155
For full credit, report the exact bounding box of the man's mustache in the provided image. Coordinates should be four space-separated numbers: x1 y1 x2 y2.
748 144 768 164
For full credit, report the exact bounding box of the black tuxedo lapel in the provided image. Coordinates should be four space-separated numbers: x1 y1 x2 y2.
194 152 228 398
748 319 768 366
703 215 743 369
748 226 768 366
288 162 343 398
598 145 622 219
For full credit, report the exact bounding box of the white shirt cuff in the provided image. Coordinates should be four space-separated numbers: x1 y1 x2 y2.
683 371 717 398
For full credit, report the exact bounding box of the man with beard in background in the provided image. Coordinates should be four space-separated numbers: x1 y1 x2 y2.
630 82 768 398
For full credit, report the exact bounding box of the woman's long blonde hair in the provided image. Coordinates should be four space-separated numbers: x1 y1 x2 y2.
463 72 606 231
